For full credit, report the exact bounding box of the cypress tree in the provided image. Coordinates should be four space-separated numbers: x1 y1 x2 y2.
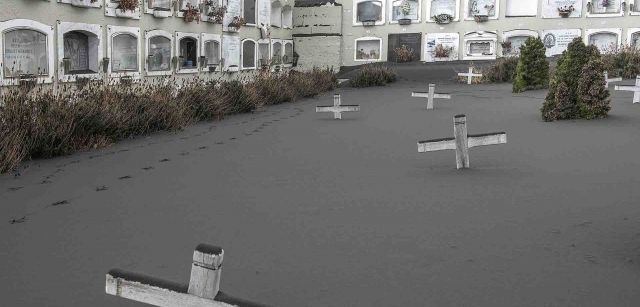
512 37 549 93
577 59 611 119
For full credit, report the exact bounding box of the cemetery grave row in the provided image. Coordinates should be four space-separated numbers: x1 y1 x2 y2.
353 0 640 26
354 28 640 63
0 19 295 86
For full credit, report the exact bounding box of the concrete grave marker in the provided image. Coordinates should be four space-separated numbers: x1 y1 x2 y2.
105 244 269 307
316 94 360 119
411 83 451 110
614 76 640 104
417 114 507 169
457 67 483 85
604 71 622 88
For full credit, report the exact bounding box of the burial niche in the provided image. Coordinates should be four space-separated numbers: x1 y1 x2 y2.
272 41 282 63
468 0 496 18
589 0 621 14
242 39 256 68
271 1 282 27
356 0 383 23
149 0 172 10
244 0 256 24
63 31 99 74
148 35 171 71
284 41 293 64
3 28 48 77
391 0 419 22
112 33 138 72
258 42 269 66
355 38 381 61
282 5 293 27
632 32 640 48
505 0 536 16
387 33 421 62
588 32 619 52
203 40 221 68
179 37 198 69
430 0 457 20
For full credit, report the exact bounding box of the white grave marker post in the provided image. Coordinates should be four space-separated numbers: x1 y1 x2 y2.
411 83 452 110
604 71 622 88
316 94 360 119
105 244 265 307
457 67 483 85
614 75 640 104
417 115 507 169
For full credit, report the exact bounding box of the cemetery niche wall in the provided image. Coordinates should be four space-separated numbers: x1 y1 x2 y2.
463 31 497 60
0 19 55 86
176 32 200 73
632 0 640 15
108 26 141 78
542 0 584 18
464 0 499 21
585 28 622 52
57 21 103 82
241 39 257 69
222 34 241 71
144 0 173 18
201 33 222 72
388 33 421 62
355 37 382 61
542 29 582 57
423 32 459 62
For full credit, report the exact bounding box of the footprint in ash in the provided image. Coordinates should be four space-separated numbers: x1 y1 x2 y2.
142 166 154 170
8 186 24 192
159 158 170 162
50 200 69 207
96 185 109 191
9 216 26 224
118 175 132 180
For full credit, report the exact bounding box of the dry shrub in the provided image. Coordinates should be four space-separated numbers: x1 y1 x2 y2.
0 69 336 173
350 64 397 88
601 46 640 79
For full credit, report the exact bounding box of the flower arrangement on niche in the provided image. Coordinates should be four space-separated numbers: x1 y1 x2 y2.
433 13 453 24
393 45 414 62
184 3 201 23
206 4 226 23
117 0 138 12
557 4 575 17
434 44 453 58
228 16 246 30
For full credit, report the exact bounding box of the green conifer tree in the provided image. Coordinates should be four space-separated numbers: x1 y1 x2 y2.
576 59 611 119
512 37 549 93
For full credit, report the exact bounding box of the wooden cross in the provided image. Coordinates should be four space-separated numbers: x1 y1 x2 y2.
411 83 451 110
316 94 360 119
417 114 507 169
604 71 622 88
105 244 269 307
614 75 640 104
457 67 483 85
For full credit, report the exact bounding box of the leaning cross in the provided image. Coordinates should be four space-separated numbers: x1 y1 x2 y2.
316 94 360 119
604 71 622 88
457 67 483 85
614 75 640 104
106 244 269 307
411 83 451 110
417 114 507 169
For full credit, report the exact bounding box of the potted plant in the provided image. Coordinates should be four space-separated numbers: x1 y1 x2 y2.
501 41 512 54
558 5 574 17
228 16 245 31
204 1 226 23
184 3 201 23
433 44 452 61
361 19 376 26
433 13 453 24
397 0 412 24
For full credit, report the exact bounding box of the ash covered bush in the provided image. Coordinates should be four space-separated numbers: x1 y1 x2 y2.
350 64 397 87
482 57 519 83
541 37 605 121
601 46 640 79
512 37 549 93
0 69 337 173
577 59 611 119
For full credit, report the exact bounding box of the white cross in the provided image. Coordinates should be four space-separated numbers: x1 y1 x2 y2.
105 244 260 307
316 94 360 119
604 71 622 88
457 67 483 85
417 114 507 169
614 75 640 104
411 83 451 110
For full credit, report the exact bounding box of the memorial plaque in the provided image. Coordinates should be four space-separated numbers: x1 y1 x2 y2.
357 1 383 22
3 29 48 77
542 29 581 56
542 0 583 18
148 36 171 71
590 0 621 14
589 32 618 52
223 0 242 31
272 41 282 58
387 33 421 62
150 0 171 9
632 32 640 48
112 34 138 72
469 0 496 16
222 35 240 69
242 40 255 67
506 0 537 16
423 32 459 62
204 40 220 65
355 39 380 60
430 0 456 17
391 0 418 21
64 32 90 73
469 42 491 54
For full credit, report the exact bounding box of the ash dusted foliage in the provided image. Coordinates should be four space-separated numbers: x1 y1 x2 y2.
512 37 549 93
601 46 640 79
350 64 397 87
482 57 519 83
577 59 611 119
541 37 605 121
0 68 336 173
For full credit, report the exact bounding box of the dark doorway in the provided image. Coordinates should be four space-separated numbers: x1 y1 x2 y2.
388 33 421 62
